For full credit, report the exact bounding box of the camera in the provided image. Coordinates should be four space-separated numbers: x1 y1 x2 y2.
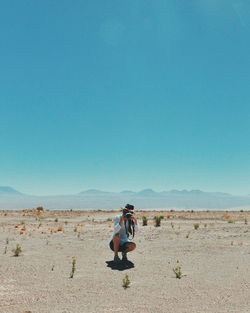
123 209 133 219
123 204 134 219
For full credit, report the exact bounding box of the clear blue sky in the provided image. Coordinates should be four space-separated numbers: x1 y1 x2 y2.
0 0 250 195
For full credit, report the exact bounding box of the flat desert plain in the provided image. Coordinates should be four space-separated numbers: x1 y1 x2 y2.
0 210 250 313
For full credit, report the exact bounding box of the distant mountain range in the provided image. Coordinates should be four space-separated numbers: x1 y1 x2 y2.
0 186 22 195
0 186 250 210
78 188 231 196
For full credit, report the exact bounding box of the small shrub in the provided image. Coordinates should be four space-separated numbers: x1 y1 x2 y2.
20 221 25 225
4 246 7 254
186 231 190 238
142 216 148 226
122 274 131 289
64 221 68 225
204 223 207 228
77 232 81 239
154 216 163 227
54 218 58 222
194 223 199 230
70 257 76 278
173 266 182 279
51 264 55 271
244 218 248 225
6 238 9 245
228 219 233 223
74 227 77 232
106 218 112 222
12 244 22 257
171 222 174 229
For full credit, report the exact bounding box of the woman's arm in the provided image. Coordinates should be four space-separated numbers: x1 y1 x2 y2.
114 215 122 234
119 215 124 226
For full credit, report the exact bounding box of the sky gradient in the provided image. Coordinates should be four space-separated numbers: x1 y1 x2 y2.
0 0 250 195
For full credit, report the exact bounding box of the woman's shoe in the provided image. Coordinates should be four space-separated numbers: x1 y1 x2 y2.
114 255 121 263
122 252 128 262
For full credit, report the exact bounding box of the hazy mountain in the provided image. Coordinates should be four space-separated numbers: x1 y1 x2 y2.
79 189 110 194
0 186 22 195
120 190 135 194
136 189 157 196
0 187 250 210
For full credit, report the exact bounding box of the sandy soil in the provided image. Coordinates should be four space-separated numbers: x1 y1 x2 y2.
0 209 250 313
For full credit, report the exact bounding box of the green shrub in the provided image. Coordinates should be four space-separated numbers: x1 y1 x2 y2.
142 216 148 226
122 274 130 289
70 258 76 278
173 266 182 279
12 244 22 257
54 218 58 222
154 216 164 227
194 223 199 230
106 218 112 222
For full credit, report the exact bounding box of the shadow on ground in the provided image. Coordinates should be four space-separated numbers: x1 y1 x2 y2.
106 260 134 271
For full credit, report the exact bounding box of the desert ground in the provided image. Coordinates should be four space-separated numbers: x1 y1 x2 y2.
0 209 250 313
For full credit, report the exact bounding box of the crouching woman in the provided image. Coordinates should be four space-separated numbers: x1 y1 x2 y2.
109 204 139 263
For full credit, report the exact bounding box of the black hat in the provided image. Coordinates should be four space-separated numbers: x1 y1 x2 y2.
125 204 134 211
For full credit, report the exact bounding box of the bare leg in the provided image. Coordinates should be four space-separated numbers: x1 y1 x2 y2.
113 234 120 256
124 242 136 253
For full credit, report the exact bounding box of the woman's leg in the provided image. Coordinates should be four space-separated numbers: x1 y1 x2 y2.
113 233 120 256
123 242 136 253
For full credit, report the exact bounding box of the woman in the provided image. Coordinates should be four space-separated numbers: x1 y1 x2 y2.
109 204 139 263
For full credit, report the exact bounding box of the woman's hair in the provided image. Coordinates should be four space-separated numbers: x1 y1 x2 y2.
123 203 135 238
125 204 134 211
125 219 135 239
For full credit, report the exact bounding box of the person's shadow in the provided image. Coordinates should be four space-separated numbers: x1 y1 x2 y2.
106 260 134 271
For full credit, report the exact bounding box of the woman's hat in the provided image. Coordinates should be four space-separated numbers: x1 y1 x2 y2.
125 204 134 211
